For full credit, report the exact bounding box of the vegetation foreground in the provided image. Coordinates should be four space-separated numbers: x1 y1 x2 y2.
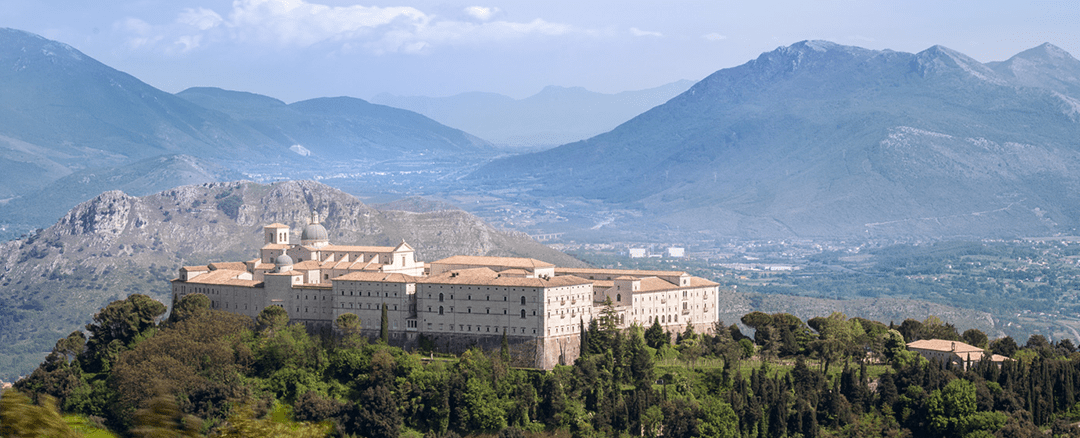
5 293 1080 437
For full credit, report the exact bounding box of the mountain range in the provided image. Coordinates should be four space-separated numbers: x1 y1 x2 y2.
0 179 584 380
0 28 491 238
370 81 694 149
469 41 1080 239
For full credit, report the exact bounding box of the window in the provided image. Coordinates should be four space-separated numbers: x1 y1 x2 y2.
520 296 526 305
520 309 526 319
617 294 621 302
439 306 444 315
439 293 444 302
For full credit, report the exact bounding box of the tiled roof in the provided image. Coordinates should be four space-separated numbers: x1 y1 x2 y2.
209 262 247 271
907 339 984 353
432 255 555 269
335 272 418 283
261 244 290 250
264 223 289 228
419 268 589 288
556 267 687 277
184 269 260 287
181 265 209 271
688 277 720 287
322 244 397 253
293 260 323 270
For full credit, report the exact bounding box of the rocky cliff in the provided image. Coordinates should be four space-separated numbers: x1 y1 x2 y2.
0 180 584 380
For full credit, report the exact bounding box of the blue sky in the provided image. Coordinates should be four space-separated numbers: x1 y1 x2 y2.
3 1 1077 102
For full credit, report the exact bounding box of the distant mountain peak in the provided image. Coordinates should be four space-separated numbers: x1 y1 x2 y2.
1032 42 1072 59
790 40 840 52
1008 42 1078 64
0 27 87 65
914 45 1006 84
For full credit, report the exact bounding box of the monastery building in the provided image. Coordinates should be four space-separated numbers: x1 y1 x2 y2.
172 217 720 368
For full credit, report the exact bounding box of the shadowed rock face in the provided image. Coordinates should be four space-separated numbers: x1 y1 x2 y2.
0 180 584 380
470 41 1080 239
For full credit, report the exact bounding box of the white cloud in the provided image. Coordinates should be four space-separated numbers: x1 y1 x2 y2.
703 32 727 41
178 8 224 31
225 0 429 47
174 34 203 52
122 0 582 54
116 17 163 49
630 27 662 38
464 6 499 21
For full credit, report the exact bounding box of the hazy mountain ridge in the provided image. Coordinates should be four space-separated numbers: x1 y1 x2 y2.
0 29 275 198
176 88 492 159
0 180 584 379
370 80 694 148
470 41 1080 239
0 28 493 237
0 154 242 238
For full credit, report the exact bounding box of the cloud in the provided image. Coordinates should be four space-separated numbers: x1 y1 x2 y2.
118 0 584 55
178 8 224 31
116 17 163 49
225 0 429 47
464 6 499 21
630 27 662 38
703 32 727 41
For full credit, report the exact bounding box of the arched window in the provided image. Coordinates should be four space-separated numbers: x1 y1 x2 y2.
520 296 526 305
439 293 444 302
520 309 526 319
439 306 444 315
617 294 621 302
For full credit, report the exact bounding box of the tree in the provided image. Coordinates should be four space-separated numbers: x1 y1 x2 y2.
989 336 1019 357
808 312 865 372
168 293 210 325
84 294 167 373
257 305 289 331
380 303 390 344
698 396 738 438
962 328 989 349
350 385 403 438
335 313 363 348
645 318 668 350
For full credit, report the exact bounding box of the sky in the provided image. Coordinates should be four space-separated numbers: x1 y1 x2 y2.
2 1 1078 103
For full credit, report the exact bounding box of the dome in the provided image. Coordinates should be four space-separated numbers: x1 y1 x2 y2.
301 223 329 243
275 254 294 266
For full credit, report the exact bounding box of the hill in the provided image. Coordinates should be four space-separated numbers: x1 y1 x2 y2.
175 87 492 160
469 41 1080 239
370 80 694 149
0 154 241 240
0 28 493 237
0 180 584 380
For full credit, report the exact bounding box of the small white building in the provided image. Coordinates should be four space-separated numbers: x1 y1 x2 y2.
629 248 647 258
667 247 685 258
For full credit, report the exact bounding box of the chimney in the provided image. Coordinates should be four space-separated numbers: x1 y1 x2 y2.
951 342 956 351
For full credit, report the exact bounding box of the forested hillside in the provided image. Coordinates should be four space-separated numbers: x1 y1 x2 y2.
6 293 1080 437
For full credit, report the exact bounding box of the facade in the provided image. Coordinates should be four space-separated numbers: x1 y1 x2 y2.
172 218 721 369
906 339 1009 370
